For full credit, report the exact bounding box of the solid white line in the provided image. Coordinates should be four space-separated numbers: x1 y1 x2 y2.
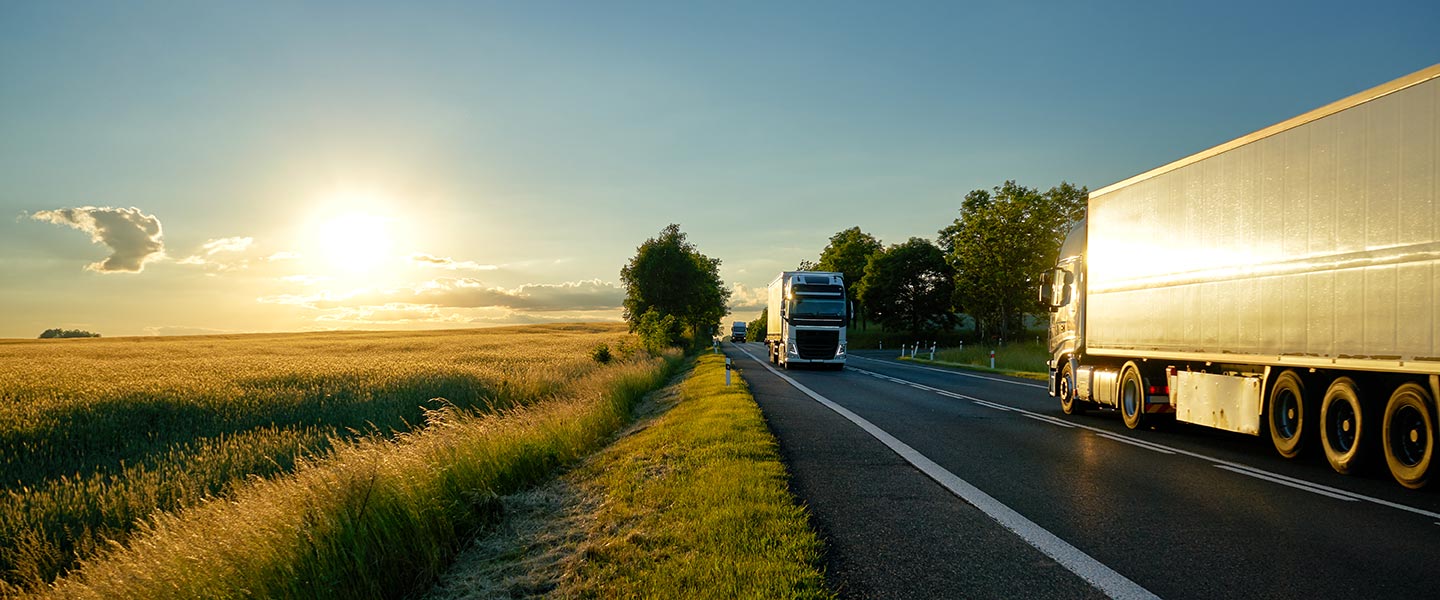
1096 432 1175 454
735 347 1160 600
849 354 1048 389
1213 465 1359 502
845 365 1440 521
1024 413 1078 428
972 400 1014 412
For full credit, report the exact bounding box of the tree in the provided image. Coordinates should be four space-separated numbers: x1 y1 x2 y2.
857 238 955 333
797 259 817 271
745 307 768 342
938 180 1087 341
620 224 731 346
816 227 883 328
39 328 100 339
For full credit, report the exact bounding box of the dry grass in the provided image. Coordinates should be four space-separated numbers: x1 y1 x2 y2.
430 354 831 600
0 324 653 594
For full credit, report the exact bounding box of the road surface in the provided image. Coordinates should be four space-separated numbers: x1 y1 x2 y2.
724 343 1440 599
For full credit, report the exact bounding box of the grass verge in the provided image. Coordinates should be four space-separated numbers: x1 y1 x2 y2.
901 340 1049 380
430 353 832 599
40 354 679 599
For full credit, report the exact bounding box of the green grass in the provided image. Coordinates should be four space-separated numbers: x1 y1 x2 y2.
558 353 831 599
41 346 679 599
907 339 1050 379
0 324 645 593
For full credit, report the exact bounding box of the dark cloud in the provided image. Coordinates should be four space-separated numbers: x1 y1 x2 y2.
31 206 164 272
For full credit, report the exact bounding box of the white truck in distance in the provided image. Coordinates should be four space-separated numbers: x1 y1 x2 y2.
766 271 848 370
1040 64 1440 489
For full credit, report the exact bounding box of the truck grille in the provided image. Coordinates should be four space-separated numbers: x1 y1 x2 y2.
795 330 839 359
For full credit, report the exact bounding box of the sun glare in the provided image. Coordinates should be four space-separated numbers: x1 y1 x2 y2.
317 211 393 273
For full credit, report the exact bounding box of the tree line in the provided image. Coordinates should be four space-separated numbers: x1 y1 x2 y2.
791 180 1086 342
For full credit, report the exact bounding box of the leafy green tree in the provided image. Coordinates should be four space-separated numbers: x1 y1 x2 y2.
857 238 955 333
938 180 1087 341
745 307 767 342
816 227 882 328
797 259 817 271
39 328 100 339
620 224 731 346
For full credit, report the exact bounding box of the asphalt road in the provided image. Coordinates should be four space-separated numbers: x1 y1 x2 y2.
723 343 1440 600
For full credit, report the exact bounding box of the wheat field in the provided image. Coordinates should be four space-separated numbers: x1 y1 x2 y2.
0 323 662 596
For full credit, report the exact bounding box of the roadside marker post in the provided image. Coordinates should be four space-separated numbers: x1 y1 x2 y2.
990 350 996 369
930 342 936 361
724 358 732 386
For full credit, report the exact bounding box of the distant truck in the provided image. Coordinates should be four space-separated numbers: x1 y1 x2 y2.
1039 64 1440 489
731 321 748 343
766 271 848 370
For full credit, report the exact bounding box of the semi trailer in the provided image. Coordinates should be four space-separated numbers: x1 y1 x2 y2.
731 321 748 342
1040 63 1440 489
766 271 848 369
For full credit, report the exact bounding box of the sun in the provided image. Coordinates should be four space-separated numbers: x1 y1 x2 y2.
316 211 394 274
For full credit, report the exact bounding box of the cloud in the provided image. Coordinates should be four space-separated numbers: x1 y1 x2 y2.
31 206 164 272
410 253 498 272
728 282 768 311
261 278 624 313
178 236 255 269
266 251 301 261
143 325 238 336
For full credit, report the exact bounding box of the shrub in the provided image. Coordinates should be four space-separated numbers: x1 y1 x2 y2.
635 310 683 354
590 343 613 364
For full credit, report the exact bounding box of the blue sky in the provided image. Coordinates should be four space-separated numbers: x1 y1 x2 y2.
2 1 1437 337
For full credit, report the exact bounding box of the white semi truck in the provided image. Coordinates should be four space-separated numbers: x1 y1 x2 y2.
1040 64 1440 489
766 271 848 370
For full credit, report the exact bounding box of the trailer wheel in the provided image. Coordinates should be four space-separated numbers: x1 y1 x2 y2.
1059 361 1086 415
1321 377 1369 475
1119 363 1145 429
1383 383 1434 489
1268 371 1309 459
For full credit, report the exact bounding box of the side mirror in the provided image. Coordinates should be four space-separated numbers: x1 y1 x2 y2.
1038 268 1072 310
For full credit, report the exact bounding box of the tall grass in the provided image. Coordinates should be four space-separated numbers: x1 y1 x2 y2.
558 354 831 599
0 324 642 593
926 339 1050 375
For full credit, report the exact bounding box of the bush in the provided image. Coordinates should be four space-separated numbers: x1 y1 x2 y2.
590 343 613 364
636 310 683 354
38 328 100 339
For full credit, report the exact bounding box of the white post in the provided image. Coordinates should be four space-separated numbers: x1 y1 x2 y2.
725 358 732 386
929 342 936 361
990 349 996 369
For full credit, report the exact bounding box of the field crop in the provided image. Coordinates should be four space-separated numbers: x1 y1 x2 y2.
0 323 647 593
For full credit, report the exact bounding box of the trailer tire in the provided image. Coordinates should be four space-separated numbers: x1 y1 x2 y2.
1321 377 1369 475
1119 363 1145 430
1383 382 1434 490
1268 371 1310 459
1059 361 1086 415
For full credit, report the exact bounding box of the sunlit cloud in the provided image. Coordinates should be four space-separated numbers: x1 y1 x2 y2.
410 253 499 272
258 278 627 325
265 251 302 261
143 325 238 336
30 206 165 273
178 236 255 269
728 282 768 312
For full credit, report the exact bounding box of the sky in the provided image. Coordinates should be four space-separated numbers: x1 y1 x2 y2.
2 1 1437 338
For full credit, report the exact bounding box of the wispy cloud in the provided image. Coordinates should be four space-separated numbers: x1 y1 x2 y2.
410 253 499 272
259 277 626 327
30 206 164 273
178 236 255 269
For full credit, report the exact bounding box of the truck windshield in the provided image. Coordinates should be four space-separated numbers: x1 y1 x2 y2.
789 297 846 318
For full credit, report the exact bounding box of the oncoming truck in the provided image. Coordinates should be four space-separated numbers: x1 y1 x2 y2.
1040 64 1440 489
766 271 848 370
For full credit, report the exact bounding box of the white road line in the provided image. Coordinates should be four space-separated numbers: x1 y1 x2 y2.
1213 465 1359 502
1024 413 1078 428
849 354 1048 389
844 365 1440 521
1096 432 1175 454
735 347 1160 600
972 400 1014 412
